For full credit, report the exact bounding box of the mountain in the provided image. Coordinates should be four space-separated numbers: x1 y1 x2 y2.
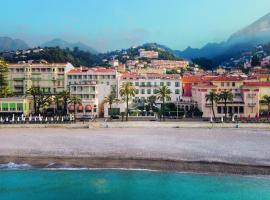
41 38 99 54
176 12 270 62
0 37 29 52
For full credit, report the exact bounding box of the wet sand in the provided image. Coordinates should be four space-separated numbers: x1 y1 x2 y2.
0 128 270 174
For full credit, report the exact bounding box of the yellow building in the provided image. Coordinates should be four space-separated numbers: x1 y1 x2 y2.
8 61 74 95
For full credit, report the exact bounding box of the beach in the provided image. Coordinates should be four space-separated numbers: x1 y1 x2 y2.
0 127 270 174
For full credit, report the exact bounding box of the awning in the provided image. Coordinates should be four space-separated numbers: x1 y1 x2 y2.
85 105 92 111
68 105 75 111
77 105 83 111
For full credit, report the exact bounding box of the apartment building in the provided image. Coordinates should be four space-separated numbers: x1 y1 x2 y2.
119 72 182 103
150 60 189 69
66 67 117 117
8 61 74 95
191 76 260 118
139 49 159 59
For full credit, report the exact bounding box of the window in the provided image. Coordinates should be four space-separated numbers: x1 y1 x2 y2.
147 82 151 87
175 82 180 87
239 107 244 114
232 82 236 87
175 89 180 94
167 82 171 86
160 82 164 86
221 82 224 87
141 89 145 94
234 107 239 113
227 82 230 87
147 89 151 94
135 82 139 86
141 82 145 87
217 107 222 114
135 89 139 94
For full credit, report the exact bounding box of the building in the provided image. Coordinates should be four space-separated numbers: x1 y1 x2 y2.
8 61 74 95
150 60 189 69
119 72 182 103
0 97 30 116
191 76 260 118
139 49 159 59
67 67 117 117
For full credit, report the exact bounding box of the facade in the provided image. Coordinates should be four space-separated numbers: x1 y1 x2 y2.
150 60 189 69
67 67 117 117
139 49 159 59
8 61 74 95
0 98 30 116
119 72 182 103
191 76 260 118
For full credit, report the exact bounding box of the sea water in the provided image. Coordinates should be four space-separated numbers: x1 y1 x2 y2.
0 166 270 200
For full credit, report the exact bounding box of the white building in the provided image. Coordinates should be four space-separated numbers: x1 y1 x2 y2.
67 67 117 117
119 72 182 103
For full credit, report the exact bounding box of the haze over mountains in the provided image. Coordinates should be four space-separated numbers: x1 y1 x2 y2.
1 12 270 63
175 12 270 60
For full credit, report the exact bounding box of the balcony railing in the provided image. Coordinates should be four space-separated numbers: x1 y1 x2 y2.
248 103 256 107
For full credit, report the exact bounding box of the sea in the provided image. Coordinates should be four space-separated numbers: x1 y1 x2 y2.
0 163 270 200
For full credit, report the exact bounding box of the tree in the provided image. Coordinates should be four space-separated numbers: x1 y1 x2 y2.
0 58 12 98
156 86 172 120
251 55 260 67
205 91 219 120
27 87 52 114
69 96 82 119
59 90 71 115
104 92 119 117
260 95 270 113
219 90 234 119
147 95 157 112
119 82 136 121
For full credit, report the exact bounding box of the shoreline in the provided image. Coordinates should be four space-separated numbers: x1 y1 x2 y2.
0 121 270 129
1 155 270 175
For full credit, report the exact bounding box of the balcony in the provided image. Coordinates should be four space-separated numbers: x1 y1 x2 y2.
247 94 256 98
248 103 256 107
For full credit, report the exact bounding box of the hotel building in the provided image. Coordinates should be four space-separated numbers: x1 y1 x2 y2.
8 61 74 95
66 67 117 117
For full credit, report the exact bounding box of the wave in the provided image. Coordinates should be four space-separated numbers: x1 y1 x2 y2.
0 162 32 169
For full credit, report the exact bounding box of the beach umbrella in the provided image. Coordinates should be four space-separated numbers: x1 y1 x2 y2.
210 116 213 123
45 117 48 122
12 114 15 122
6 117 9 122
51 117 54 122
221 116 224 123
0 117 3 123
61 116 64 122
17 117 20 122
232 115 235 122
29 115 32 122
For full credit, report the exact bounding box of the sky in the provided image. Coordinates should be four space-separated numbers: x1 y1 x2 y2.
0 0 270 52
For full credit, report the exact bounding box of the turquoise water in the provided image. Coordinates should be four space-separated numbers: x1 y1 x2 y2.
1 169 270 200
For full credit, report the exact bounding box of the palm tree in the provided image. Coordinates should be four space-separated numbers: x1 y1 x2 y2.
27 87 41 114
119 82 136 121
219 90 234 119
205 91 219 120
261 95 270 114
69 96 82 119
147 95 157 112
104 92 119 118
156 86 172 121
59 90 71 115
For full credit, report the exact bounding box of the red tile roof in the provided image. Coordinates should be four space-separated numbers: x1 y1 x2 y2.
68 67 115 74
243 82 270 87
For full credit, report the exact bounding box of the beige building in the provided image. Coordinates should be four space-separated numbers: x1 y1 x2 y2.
191 76 260 118
8 61 74 95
